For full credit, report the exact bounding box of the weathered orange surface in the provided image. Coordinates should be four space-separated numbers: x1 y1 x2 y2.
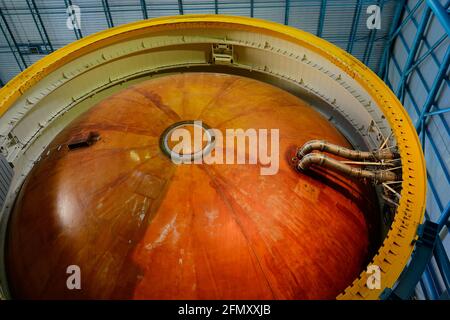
6 73 379 299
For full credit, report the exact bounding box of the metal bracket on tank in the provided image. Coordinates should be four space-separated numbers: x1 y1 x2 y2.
380 220 438 300
211 44 234 64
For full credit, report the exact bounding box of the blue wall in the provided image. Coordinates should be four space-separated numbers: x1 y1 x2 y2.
385 0 450 299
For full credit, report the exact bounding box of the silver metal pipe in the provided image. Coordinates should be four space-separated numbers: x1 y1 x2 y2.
297 153 399 183
296 140 399 161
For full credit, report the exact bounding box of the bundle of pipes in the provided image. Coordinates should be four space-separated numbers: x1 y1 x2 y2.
294 140 400 184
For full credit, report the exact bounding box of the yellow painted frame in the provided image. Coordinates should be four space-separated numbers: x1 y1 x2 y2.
0 15 426 300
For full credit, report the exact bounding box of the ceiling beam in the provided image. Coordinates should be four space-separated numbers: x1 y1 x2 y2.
178 0 184 15
140 0 148 19
27 0 54 52
0 7 27 70
102 0 114 28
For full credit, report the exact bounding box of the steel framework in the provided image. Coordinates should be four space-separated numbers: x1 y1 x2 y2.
382 0 450 300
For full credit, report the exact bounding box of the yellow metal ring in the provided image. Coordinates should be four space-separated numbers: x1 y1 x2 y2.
0 15 426 300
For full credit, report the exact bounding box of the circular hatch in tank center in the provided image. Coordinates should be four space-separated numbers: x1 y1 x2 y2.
160 120 215 162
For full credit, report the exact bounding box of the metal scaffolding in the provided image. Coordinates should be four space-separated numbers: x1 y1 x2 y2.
383 0 450 300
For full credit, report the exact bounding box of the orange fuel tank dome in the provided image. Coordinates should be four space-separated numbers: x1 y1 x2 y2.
6 73 379 299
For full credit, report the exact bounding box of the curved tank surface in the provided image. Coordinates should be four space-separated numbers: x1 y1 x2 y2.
6 73 380 299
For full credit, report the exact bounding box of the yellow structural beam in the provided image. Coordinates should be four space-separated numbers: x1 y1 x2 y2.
0 15 426 300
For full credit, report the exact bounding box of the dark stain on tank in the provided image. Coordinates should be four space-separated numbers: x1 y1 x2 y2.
285 144 299 172
133 87 180 122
